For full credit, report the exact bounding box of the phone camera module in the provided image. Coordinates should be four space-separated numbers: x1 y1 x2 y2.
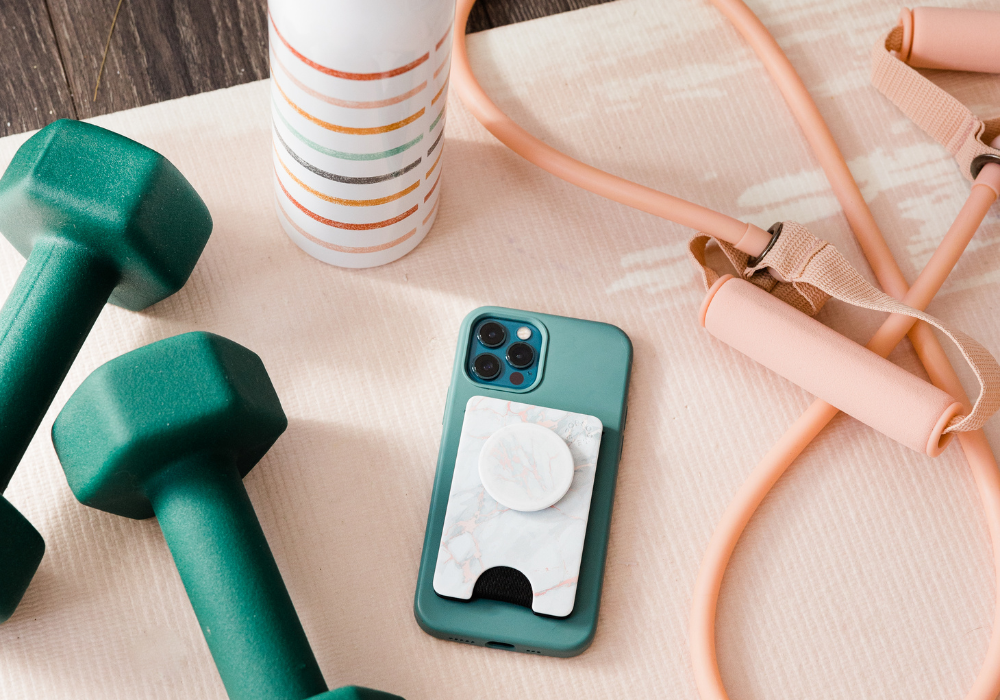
506 342 535 370
478 322 507 348
473 353 503 380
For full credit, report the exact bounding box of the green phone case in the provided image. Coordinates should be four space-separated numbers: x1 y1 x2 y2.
414 306 633 657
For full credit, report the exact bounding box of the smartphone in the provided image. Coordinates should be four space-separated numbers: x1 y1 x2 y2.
414 306 632 657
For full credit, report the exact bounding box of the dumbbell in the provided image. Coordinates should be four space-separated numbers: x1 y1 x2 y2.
52 332 401 700
0 119 212 621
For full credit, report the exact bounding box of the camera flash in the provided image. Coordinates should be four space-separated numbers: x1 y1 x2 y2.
516 326 532 340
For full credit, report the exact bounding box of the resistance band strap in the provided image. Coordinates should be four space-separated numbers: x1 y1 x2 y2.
871 27 1000 182
690 222 1000 433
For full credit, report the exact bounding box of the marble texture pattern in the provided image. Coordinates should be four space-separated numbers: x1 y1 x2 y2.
478 422 575 511
433 396 604 617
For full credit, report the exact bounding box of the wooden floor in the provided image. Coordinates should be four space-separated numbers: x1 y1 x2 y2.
0 0 612 138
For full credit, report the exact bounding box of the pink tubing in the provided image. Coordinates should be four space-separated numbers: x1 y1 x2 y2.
450 0 772 258
691 170 1000 700
686 0 1000 681
450 0 1000 696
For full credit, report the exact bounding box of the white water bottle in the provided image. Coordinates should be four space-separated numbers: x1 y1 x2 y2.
269 0 454 267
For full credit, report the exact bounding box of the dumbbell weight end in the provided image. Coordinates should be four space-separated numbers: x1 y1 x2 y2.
0 237 116 491
53 332 403 698
146 452 327 700
0 495 44 622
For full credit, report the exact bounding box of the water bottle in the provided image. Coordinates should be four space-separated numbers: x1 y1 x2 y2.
269 0 454 267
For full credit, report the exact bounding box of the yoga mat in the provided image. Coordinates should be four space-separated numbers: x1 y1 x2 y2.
0 0 998 697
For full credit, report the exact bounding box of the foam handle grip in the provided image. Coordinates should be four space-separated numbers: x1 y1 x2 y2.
700 276 964 457
899 7 1000 73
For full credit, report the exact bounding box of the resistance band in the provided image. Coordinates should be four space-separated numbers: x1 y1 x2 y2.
451 0 1000 697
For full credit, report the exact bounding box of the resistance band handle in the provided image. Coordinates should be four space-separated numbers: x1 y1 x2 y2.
897 7 1000 73
692 220 1000 436
700 276 963 457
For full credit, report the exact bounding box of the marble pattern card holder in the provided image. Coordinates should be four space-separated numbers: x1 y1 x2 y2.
433 396 604 618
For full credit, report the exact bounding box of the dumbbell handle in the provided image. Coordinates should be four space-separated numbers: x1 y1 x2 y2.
146 453 328 700
0 238 115 491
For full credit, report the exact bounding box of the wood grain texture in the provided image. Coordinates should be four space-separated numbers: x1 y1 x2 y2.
0 1 76 137
0 0 613 137
46 0 269 120
467 0 616 31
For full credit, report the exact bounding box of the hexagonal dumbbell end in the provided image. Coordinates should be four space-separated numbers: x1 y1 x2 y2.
54 331 287 520
0 496 44 622
53 332 402 700
0 119 212 312
0 120 212 620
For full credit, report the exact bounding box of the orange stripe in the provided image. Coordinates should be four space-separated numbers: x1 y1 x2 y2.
425 146 443 180
274 150 419 206
270 49 426 109
278 176 418 230
274 77 424 135
424 171 441 203
431 77 448 107
433 50 451 80
422 195 440 226
279 200 417 254
436 25 452 52
270 11 428 80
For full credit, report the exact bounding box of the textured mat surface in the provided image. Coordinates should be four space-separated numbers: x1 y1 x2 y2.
0 0 999 698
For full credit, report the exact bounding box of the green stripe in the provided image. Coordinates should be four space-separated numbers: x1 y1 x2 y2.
272 101 423 161
429 106 446 133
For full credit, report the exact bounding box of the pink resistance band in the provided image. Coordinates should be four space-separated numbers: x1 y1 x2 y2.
451 1 1000 697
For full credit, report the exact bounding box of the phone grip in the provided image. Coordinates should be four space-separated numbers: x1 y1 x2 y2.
700 276 963 457
898 7 1000 73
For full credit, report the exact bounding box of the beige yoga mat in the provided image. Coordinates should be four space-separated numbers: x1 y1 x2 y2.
1 0 999 697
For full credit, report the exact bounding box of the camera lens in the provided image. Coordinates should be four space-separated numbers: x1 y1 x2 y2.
472 353 502 380
506 342 534 369
477 322 507 348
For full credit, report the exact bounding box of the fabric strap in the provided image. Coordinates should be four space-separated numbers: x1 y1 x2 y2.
688 23 1000 434
871 27 1000 182
689 222 1000 433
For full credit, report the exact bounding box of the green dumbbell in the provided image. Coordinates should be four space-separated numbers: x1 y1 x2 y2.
0 119 212 621
52 332 401 700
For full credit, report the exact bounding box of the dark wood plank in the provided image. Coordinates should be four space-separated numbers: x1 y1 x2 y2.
0 1 76 138
46 0 269 120
467 0 617 32
2 0 613 136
